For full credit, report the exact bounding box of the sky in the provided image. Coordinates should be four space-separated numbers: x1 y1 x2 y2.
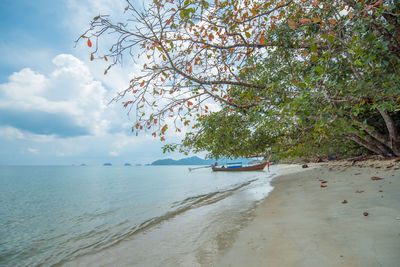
0 0 189 165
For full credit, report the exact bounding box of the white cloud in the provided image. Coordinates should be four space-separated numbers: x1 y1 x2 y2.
0 54 110 137
0 126 25 140
27 147 39 154
2 68 47 99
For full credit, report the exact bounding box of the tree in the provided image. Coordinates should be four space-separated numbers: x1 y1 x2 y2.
79 0 400 158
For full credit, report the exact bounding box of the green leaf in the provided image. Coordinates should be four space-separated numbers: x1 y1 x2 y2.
311 54 318 61
315 66 324 75
311 44 318 53
297 82 307 88
354 59 362 66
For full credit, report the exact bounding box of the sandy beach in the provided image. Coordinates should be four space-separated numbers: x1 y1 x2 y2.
217 159 400 267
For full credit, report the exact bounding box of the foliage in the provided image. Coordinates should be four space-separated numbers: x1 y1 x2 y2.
79 0 400 159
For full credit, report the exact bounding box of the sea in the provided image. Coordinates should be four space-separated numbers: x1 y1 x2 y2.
0 165 278 266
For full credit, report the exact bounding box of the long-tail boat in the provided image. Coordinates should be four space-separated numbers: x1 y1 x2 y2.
211 162 267 172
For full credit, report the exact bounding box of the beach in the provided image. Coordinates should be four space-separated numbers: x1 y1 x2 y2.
217 159 400 267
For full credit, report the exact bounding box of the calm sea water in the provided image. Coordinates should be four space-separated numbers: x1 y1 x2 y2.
0 165 277 266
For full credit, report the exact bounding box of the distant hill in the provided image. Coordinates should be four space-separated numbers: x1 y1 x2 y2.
151 156 215 166
151 156 254 166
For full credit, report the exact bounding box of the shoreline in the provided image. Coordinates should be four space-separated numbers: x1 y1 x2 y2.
217 161 400 266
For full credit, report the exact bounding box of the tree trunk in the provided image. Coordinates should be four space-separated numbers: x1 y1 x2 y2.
378 109 400 156
349 111 400 157
345 133 388 156
358 122 395 156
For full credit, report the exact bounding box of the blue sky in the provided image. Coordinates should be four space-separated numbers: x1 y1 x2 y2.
0 0 187 165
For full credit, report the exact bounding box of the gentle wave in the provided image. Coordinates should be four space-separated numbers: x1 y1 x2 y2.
171 179 258 209
48 178 260 266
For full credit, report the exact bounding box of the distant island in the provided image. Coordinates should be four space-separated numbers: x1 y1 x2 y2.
124 163 131 166
150 156 253 166
103 163 112 166
151 156 215 166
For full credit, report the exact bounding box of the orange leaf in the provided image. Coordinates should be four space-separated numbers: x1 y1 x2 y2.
260 35 265 45
329 19 336 24
312 17 321 23
312 0 319 6
90 54 94 61
104 56 108 61
299 18 311 23
140 81 145 87
87 39 92 47
154 119 158 124
187 101 193 107
288 20 296 30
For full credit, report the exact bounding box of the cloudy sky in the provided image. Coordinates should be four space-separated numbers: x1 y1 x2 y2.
0 0 187 165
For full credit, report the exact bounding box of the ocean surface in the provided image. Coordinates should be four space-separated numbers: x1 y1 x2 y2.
0 165 278 266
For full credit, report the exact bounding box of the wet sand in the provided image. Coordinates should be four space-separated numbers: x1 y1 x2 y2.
217 160 400 267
